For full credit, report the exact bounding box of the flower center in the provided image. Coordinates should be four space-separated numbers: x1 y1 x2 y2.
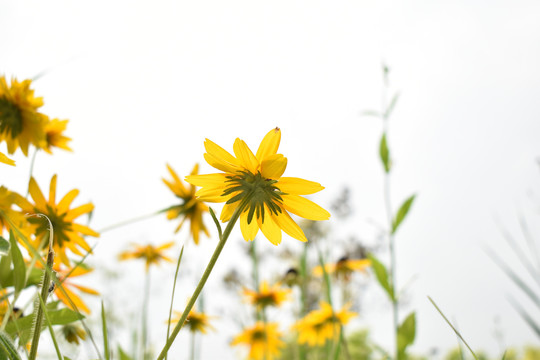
0 97 23 138
223 170 285 224
29 205 73 248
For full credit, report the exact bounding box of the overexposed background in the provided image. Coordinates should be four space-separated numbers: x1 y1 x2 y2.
2 0 540 358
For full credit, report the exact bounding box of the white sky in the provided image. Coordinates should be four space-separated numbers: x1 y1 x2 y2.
2 0 540 359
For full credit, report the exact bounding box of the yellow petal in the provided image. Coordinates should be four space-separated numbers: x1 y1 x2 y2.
220 203 237 222
240 210 259 241
186 173 228 187
258 206 282 245
277 177 324 195
203 152 240 174
71 223 99 237
49 175 57 206
0 152 15 166
272 210 307 242
65 203 94 222
282 195 330 221
260 154 287 180
28 177 46 209
57 189 80 214
233 138 258 173
204 138 240 173
256 127 281 161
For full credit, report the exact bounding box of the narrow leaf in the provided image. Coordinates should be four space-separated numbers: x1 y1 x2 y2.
397 312 416 359
368 254 394 301
384 92 400 119
0 330 21 360
208 207 222 240
392 195 416 234
509 296 540 339
102 301 110 360
379 134 391 173
118 346 134 360
0 237 9 257
8 231 26 295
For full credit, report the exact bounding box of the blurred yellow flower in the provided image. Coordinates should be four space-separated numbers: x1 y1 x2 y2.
0 151 15 166
313 257 371 281
0 76 47 156
0 186 29 236
61 324 87 345
118 241 174 271
163 164 209 244
53 264 99 314
20 175 99 266
231 321 284 360
170 309 216 334
292 302 356 346
186 128 330 245
43 118 72 154
243 281 291 309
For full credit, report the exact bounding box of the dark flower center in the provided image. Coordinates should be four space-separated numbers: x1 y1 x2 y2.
0 97 23 138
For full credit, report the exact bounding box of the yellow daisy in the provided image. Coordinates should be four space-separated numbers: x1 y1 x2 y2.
118 241 174 271
20 175 99 266
163 164 209 244
292 302 356 347
243 280 291 309
0 151 15 166
0 76 47 155
231 321 284 360
0 186 29 236
170 309 216 334
53 263 99 314
313 257 371 281
186 128 330 245
43 118 72 154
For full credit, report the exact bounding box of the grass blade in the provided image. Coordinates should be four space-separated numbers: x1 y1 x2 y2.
102 301 110 360
508 296 540 338
165 245 184 360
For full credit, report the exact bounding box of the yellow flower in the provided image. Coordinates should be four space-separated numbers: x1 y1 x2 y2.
231 321 284 360
43 118 72 154
0 151 15 166
170 309 216 334
53 263 99 314
20 175 99 266
118 241 174 271
0 76 47 156
0 186 29 236
163 164 209 244
61 324 87 345
313 257 371 281
243 281 291 309
186 128 330 245
292 302 356 346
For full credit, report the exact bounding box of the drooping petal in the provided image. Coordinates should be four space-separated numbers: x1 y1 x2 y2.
256 127 281 161
258 206 282 245
240 210 259 241
233 138 258 173
260 154 287 180
277 177 324 195
282 195 330 221
272 209 307 242
0 152 15 166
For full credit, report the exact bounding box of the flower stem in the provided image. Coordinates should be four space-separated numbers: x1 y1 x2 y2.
141 269 151 360
97 207 172 234
155 199 248 360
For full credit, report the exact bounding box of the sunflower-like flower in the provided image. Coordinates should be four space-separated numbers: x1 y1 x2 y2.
163 164 209 244
43 118 72 154
243 281 291 309
0 186 29 236
292 302 356 346
61 324 87 345
118 241 174 271
231 321 284 360
170 309 216 334
0 151 15 166
313 256 371 281
52 263 99 314
186 128 330 245
0 76 48 155
19 175 99 266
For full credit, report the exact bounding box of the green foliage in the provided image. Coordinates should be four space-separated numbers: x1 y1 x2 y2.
118 346 134 360
392 195 416 234
384 93 400 119
397 312 416 360
8 232 25 296
379 134 391 173
0 237 8 257
368 254 395 301
0 330 21 360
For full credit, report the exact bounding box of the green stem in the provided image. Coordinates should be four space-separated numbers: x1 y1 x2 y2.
250 241 263 321
165 245 185 360
26 147 39 199
155 198 248 360
97 207 172 234
141 269 151 360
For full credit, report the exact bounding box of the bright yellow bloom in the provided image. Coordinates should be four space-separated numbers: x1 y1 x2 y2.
313 257 371 281
0 76 47 156
243 281 291 309
231 321 284 360
118 241 174 271
170 309 216 334
186 128 330 245
163 164 209 244
20 175 99 266
292 302 357 346
0 186 29 236
53 264 99 314
61 324 87 345
43 118 72 154
0 151 15 166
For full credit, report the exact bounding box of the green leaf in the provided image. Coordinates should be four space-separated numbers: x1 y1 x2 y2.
392 195 416 234
368 254 394 301
397 312 416 359
102 301 110 360
0 237 9 257
0 330 22 360
379 134 391 173
118 346 134 360
384 92 400 119
8 231 25 295
5 308 84 344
